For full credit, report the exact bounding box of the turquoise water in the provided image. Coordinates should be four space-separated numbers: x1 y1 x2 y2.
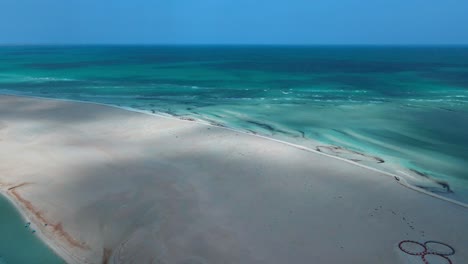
0 46 467 204
0 195 64 263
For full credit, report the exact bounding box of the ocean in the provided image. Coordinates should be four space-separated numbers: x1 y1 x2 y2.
0 45 467 205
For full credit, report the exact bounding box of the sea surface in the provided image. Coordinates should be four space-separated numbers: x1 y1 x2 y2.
0 45 467 205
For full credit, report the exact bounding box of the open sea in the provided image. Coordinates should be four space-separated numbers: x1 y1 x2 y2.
0 45 467 200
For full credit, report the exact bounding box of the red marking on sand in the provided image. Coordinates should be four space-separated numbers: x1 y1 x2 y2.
9 183 89 250
51 222 89 250
8 182 32 190
102 248 112 264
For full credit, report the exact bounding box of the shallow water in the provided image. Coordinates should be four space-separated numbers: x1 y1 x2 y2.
0 45 467 203
0 195 64 263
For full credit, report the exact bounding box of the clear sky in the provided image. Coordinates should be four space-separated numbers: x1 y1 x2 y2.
1 0 468 45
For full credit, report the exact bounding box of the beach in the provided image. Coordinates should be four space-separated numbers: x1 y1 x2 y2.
0 94 467 263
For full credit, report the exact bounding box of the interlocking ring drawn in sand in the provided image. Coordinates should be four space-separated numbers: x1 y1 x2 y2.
398 240 455 264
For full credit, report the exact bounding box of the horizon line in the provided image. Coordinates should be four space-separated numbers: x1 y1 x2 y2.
1 43 468 47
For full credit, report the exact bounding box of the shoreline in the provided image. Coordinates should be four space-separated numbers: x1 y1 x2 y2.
1 94 467 263
1 92 466 209
0 189 78 264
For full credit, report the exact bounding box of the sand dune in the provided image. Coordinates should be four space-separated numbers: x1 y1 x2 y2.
0 95 467 263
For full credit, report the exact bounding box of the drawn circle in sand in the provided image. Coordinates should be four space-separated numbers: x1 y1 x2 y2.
424 241 455 256
398 240 455 264
421 253 452 264
398 240 427 255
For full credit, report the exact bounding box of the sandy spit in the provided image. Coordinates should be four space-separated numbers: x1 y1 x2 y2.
0 95 467 264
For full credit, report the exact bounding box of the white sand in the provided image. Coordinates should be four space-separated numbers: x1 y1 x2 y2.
0 95 467 264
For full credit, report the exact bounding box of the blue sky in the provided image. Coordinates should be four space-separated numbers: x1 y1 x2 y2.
1 0 467 44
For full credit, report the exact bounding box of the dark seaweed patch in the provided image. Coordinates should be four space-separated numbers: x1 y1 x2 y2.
246 120 276 132
316 145 385 164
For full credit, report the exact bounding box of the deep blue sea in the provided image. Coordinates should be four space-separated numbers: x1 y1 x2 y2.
1 45 467 204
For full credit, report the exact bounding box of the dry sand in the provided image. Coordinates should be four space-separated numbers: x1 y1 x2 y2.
0 95 467 263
